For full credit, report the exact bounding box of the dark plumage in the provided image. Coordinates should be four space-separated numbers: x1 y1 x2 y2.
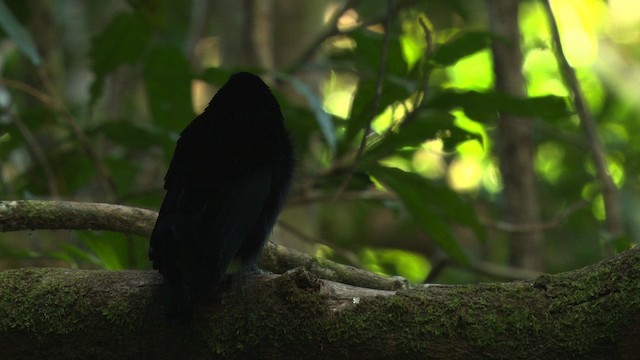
149 72 294 323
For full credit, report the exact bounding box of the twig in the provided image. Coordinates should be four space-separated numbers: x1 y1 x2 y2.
396 15 434 129
0 78 55 107
287 189 396 207
541 0 624 251
4 110 59 196
290 0 418 73
36 68 117 201
261 241 408 291
483 200 588 233
2 73 118 200
417 16 435 59
291 0 359 70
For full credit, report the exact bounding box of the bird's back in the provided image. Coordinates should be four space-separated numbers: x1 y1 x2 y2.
149 72 294 322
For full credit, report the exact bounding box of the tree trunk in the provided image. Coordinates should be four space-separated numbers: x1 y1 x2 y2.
487 0 544 271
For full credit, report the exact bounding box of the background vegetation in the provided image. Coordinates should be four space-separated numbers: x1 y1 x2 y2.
1 0 639 285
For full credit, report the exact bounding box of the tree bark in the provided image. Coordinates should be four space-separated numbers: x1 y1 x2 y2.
1 248 639 359
487 0 544 270
1 200 640 359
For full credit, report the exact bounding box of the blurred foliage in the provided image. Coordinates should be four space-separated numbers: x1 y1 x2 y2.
0 0 639 284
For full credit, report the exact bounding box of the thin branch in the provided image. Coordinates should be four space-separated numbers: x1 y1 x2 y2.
1 74 119 200
482 200 589 233
333 0 394 201
4 110 59 196
395 15 434 129
541 0 624 248
0 200 156 237
417 16 435 59
290 0 418 73
0 78 55 107
36 68 118 201
287 189 396 207
291 0 359 70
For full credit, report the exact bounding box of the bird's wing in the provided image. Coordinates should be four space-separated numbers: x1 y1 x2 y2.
169 164 272 292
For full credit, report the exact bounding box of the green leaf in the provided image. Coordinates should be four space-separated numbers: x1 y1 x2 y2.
350 29 408 77
143 46 194 132
279 104 317 155
331 29 420 149
351 0 389 20
427 90 571 122
56 150 94 192
92 121 172 150
374 165 485 242
279 73 336 155
0 0 41 65
432 31 494 67
345 77 412 146
360 248 431 283
361 110 481 165
90 13 151 103
55 243 101 267
369 165 472 264
106 157 138 196
79 231 129 270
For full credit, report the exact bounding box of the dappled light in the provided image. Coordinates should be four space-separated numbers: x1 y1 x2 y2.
1 0 640 290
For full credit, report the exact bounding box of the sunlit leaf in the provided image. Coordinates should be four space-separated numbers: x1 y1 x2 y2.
360 247 431 282
350 29 408 77
427 90 571 122
432 31 495 66
361 110 481 165
280 74 336 155
346 77 412 146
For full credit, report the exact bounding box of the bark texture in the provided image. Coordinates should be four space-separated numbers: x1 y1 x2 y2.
487 0 544 270
1 246 639 359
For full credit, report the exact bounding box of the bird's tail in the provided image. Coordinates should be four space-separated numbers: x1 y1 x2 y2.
163 279 192 325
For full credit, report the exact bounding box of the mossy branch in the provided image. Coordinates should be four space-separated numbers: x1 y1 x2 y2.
1 248 640 359
0 200 405 291
1 200 640 358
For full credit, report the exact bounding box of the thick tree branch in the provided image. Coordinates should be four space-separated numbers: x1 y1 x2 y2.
1 246 639 359
1 200 640 357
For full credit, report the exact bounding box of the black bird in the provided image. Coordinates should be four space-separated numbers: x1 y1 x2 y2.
149 72 294 323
